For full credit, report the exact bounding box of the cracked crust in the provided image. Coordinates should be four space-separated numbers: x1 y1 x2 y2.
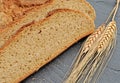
0 0 95 30
16 0 50 7
0 0 52 29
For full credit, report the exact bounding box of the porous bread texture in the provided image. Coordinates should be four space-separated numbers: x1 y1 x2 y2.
0 9 95 83
0 0 95 48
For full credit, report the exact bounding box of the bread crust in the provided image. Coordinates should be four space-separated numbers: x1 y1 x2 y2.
0 0 95 32
0 0 95 30
0 9 95 83
0 0 54 33
81 0 96 20
0 0 53 29
16 0 50 7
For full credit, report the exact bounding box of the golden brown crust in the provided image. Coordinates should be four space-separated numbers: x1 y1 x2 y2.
80 0 96 20
0 0 53 29
0 0 95 30
16 0 50 7
0 0 93 32
0 9 94 82
0 0 54 33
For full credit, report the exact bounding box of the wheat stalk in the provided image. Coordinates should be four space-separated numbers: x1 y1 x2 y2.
72 25 105 70
64 0 119 83
64 25 105 83
82 25 105 53
67 1 118 74
89 0 119 82
83 21 117 83
83 0 119 82
63 25 105 82
66 25 105 83
76 14 117 83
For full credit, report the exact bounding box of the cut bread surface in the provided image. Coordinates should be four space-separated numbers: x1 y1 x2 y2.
0 9 95 83
0 0 95 48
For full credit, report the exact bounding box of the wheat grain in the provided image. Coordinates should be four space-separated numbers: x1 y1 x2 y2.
91 21 117 83
80 0 119 82
83 0 119 81
82 24 105 53
88 0 120 81
65 21 117 83
83 21 117 83
64 23 116 83
72 25 105 70
64 0 119 82
98 21 116 51
64 12 116 83
63 25 106 81
88 0 119 80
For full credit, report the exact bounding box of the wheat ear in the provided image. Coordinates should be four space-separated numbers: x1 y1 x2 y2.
63 25 105 83
65 0 118 74
64 0 119 83
64 8 116 83
83 0 119 82
83 21 117 83
63 25 105 82
91 0 120 82
72 25 105 69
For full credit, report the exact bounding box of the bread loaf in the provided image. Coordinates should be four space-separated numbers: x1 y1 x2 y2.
0 9 95 83
0 0 95 48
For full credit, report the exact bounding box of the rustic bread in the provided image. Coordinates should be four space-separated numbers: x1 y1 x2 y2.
0 0 95 48
0 9 95 83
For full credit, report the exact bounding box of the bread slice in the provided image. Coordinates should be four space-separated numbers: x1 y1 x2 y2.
0 9 95 83
0 0 95 48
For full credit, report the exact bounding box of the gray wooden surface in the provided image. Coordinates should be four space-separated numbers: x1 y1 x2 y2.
22 0 120 83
